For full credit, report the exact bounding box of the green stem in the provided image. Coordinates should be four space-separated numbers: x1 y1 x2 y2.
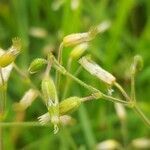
0 127 3 150
0 68 7 119
82 94 129 105
0 84 7 120
102 94 129 105
66 58 72 71
0 68 4 85
133 105 150 128
56 43 64 92
131 74 136 102
0 68 6 150
0 122 50 127
114 82 130 101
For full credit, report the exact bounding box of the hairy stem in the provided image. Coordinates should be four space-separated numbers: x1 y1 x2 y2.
114 82 130 101
81 94 129 105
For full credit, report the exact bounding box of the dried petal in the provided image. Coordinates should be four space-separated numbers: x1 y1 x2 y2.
79 56 116 85
13 89 38 111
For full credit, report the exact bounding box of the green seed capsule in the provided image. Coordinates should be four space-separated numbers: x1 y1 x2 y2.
28 58 47 74
41 75 59 134
41 75 58 106
59 97 82 115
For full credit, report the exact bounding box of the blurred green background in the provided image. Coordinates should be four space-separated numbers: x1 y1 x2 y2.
0 0 150 149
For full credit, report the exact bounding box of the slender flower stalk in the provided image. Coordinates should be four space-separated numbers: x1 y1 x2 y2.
0 68 6 150
0 82 7 120
133 105 150 128
131 74 136 102
114 82 130 101
56 42 64 93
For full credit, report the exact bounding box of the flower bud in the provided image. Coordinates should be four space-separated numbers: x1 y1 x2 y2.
29 27 48 38
115 103 126 121
131 138 150 149
131 55 143 75
79 56 116 85
96 139 121 150
70 43 88 59
13 89 38 111
59 97 82 115
28 58 47 74
41 76 58 106
63 32 90 47
0 38 21 67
